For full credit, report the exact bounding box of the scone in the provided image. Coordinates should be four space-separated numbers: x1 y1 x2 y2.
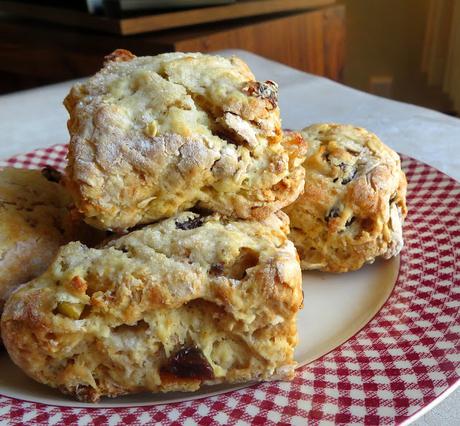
0 167 74 323
284 124 407 272
1 211 302 402
64 49 307 230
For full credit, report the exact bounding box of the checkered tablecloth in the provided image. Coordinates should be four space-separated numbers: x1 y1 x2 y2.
0 145 459 425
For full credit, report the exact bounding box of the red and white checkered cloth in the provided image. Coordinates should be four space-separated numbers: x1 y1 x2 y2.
0 145 459 425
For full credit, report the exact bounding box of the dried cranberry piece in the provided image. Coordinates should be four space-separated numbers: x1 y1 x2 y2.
41 166 62 183
325 207 341 222
209 263 224 276
175 216 204 230
163 346 214 380
345 216 356 227
341 168 357 185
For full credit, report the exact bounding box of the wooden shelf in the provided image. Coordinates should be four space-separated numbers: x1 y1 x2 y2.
0 4 345 96
0 0 335 35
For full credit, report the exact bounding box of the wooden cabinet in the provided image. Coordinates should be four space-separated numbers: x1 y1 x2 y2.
0 2 345 93
165 6 345 81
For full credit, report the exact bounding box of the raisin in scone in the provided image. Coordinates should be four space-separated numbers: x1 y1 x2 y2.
0 168 74 321
1 211 302 402
64 49 307 230
284 124 407 272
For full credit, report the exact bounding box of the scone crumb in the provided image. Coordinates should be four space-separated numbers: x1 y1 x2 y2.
104 49 136 64
69 276 87 294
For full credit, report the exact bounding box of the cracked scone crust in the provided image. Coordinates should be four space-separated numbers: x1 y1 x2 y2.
64 50 307 230
0 168 74 323
1 211 302 402
284 124 407 272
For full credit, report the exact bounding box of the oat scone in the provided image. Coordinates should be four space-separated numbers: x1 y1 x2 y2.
0 168 74 321
284 124 407 272
64 50 307 230
1 211 302 402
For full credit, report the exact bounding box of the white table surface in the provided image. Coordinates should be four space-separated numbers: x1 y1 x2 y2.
0 50 459 425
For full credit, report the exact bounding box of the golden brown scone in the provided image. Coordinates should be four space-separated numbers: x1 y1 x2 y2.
1 211 302 402
0 167 107 344
0 168 74 322
284 124 407 272
64 49 307 231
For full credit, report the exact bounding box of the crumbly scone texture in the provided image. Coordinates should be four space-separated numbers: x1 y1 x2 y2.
1 211 302 402
64 49 307 230
284 123 407 272
0 168 74 321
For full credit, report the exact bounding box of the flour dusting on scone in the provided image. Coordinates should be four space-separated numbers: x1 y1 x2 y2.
284 123 407 272
1 211 302 402
64 50 307 230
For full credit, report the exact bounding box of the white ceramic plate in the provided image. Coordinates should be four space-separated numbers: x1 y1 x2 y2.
2 147 458 425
